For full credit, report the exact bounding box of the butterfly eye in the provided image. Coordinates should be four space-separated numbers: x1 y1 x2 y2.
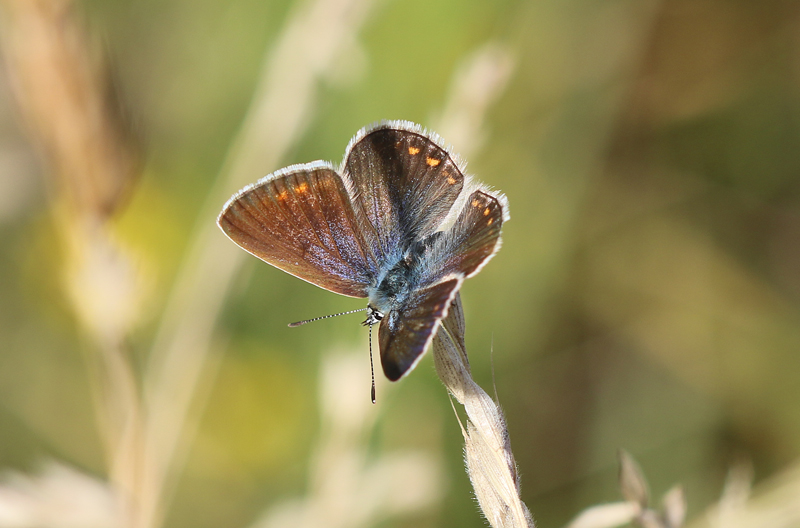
362 305 384 326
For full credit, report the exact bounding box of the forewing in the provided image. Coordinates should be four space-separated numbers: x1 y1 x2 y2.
218 164 375 297
425 190 505 282
343 123 465 258
379 276 463 381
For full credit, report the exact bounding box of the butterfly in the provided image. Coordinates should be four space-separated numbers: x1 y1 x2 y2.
218 121 507 382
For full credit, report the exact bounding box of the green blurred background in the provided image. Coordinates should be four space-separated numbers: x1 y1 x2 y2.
1 0 800 526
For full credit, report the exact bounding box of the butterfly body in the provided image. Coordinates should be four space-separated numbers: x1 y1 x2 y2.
218 121 507 381
367 234 433 313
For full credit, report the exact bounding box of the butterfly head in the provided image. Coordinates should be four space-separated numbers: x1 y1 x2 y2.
362 305 384 327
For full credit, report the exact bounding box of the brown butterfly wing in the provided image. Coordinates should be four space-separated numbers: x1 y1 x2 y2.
344 123 465 259
426 190 505 281
378 277 463 381
218 164 376 297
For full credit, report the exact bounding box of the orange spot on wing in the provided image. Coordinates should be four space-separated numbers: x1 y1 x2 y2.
426 157 441 167
487 218 494 225
471 199 481 207
446 174 457 185
296 182 309 193
483 207 491 216
408 146 420 155
277 190 289 201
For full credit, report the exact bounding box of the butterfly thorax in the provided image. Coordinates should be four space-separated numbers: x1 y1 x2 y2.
366 232 442 315
367 258 414 314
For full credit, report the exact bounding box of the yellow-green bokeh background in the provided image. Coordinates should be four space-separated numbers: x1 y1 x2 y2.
2 0 800 526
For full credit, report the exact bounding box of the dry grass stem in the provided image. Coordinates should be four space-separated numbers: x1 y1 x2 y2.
566 451 686 528
433 295 534 528
685 459 800 528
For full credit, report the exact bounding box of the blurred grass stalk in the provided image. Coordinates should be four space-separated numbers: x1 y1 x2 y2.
0 0 377 525
564 451 686 528
250 351 442 528
566 455 800 528
686 460 800 528
0 0 142 523
138 0 377 524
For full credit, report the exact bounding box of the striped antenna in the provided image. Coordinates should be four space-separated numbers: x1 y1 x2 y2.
287 307 367 327
369 322 376 404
